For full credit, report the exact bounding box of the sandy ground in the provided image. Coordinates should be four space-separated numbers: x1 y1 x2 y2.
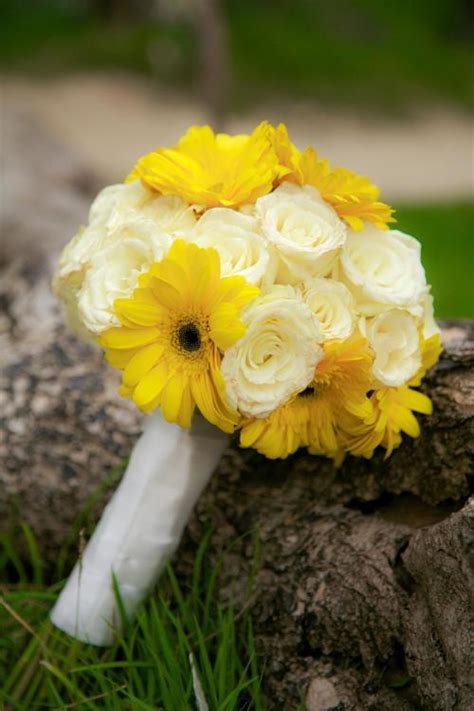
3 72 473 202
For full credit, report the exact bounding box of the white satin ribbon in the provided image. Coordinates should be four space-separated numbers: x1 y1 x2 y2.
50 412 230 646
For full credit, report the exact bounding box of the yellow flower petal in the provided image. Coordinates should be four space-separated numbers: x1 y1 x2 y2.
239 418 266 448
179 384 195 428
114 299 166 327
160 371 192 427
132 362 170 411
217 276 258 307
394 406 421 438
343 383 433 459
123 343 164 388
154 259 188 292
191 362 240 433
100 327 159 350
126 122 280 208
104 347 140 370
149 277 184 311
397 387 433 415
209 302 245 351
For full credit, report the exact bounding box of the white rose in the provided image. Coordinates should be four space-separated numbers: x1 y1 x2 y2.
221 285 323 418
304 278 355 341
88 183 134 227
189 208 276 286
338 227 427 316
53 180 196 335
56 180 196 282
254 183 346 284
78 219 172 333
365 309 422 387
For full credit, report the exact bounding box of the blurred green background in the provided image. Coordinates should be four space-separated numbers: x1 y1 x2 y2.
2 0 473 318
2 0 473 109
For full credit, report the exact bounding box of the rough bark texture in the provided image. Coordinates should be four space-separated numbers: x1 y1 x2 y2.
182 486 473 710
0 259 143 557
403 502 474 711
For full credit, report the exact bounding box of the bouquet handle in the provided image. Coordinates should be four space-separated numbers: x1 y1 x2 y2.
50 413 230 646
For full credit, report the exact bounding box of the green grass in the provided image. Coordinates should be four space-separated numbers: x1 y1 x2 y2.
395 201 474 318
0 519 266 710
228 0 474 110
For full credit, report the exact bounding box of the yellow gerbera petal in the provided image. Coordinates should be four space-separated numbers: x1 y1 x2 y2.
114 299 166 327
151 258 189 295
149 277 184 311
123 343 164 388
160 371 193 427
214 276 260 312
191 359 240 433
100 327 159 350
179 383 195 429
126 122 280 208
397 387 433 415
132 362 170 411
240 418 266 448
240 408 303 460
104 346 140 370
394 406 421 438
343 384 434 459
209 302 245 351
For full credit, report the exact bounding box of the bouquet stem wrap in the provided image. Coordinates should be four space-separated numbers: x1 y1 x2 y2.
50 413 230 646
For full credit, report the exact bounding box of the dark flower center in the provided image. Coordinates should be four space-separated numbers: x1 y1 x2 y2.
298 386 315 398
178 322 202 352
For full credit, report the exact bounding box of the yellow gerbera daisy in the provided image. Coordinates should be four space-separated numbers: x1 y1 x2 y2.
343 334 442 458
127 122 281 209
240 336 374 460
99 240 259 431
344 386 433 459
272 123 395 231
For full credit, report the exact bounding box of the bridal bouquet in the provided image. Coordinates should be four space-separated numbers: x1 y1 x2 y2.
51 122 441 644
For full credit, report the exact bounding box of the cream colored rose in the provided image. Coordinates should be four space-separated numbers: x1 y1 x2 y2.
365 309 422 387
53 180 196 335
254 183 346 284
189 208 276 286
221 285 323 418
78 220 172 333
338 227 427 316
304 278 355 341
56 180 196 281
88 183 133 227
